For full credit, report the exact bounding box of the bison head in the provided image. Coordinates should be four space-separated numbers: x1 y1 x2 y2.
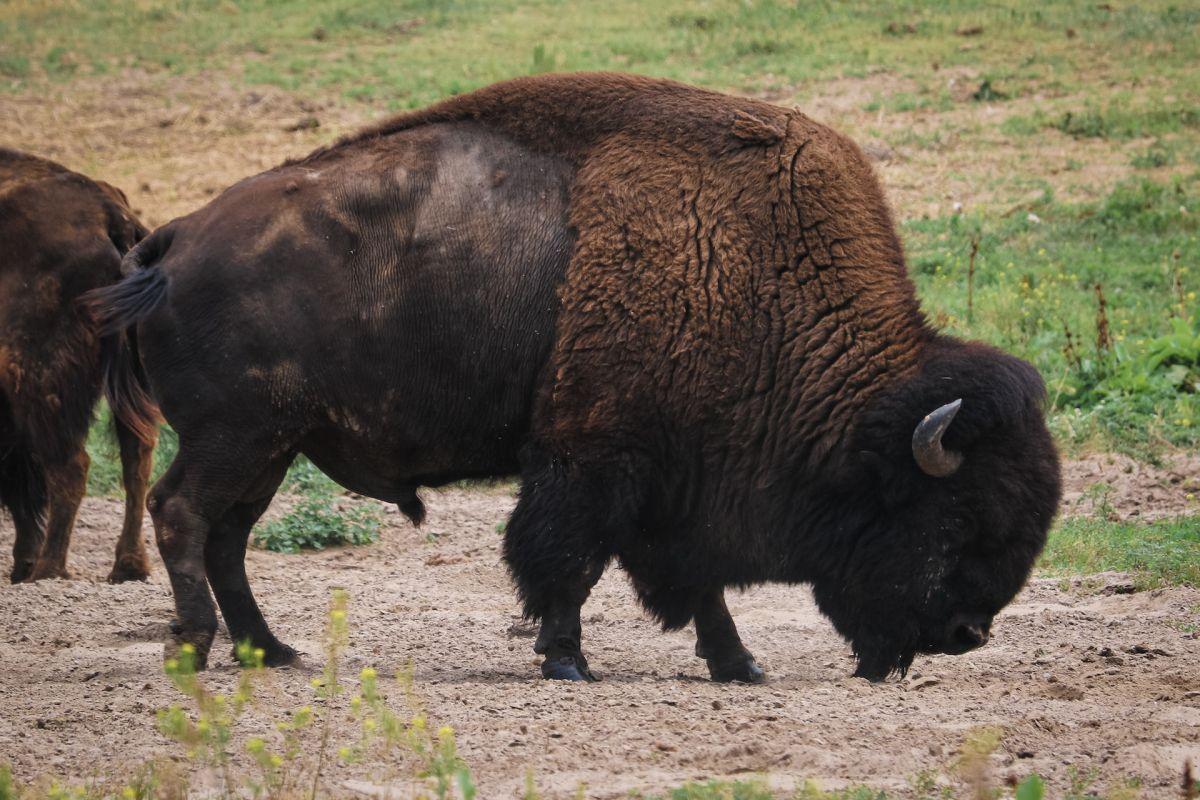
812 340 1061 681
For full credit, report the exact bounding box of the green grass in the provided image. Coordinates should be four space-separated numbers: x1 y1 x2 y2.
1042 516 1200 589
908 176 1200 457
252 494 383 554
1003 101 1200 141
2 1 1198 107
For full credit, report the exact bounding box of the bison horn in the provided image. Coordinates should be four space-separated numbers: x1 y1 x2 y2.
912 399 964 477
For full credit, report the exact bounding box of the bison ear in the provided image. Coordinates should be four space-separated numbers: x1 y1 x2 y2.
912 399 964 477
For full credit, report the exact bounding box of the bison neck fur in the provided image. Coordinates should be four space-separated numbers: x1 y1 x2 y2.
91 73 1061 679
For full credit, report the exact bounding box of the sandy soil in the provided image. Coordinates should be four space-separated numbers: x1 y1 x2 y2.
2 485 1198 799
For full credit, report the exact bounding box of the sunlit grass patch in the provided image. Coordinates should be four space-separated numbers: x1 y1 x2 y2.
908 175 1200 456
1042 516 1200 589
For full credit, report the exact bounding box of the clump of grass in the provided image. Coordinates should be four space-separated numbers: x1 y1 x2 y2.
159 590 477 800
1131 141 1177 169
1003 103 1200 140
1042 515 1200 589
253 495 382 554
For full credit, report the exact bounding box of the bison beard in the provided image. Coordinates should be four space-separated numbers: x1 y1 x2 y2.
85 73 1061 681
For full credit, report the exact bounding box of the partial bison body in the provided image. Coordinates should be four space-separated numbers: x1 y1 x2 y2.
0 149 158 583
89 73 1061 681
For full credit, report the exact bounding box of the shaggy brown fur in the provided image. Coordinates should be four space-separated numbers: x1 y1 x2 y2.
302 73 928 475
0 148 159 582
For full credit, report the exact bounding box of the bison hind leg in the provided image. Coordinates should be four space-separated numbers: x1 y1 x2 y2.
396 488 425 526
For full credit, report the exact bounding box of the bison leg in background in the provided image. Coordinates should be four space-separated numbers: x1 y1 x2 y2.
204 456 298 667
27 448 89 581
694 589 764 684
8 501 43 583
503 457 626 682
5 456 45 583
108 417 155 583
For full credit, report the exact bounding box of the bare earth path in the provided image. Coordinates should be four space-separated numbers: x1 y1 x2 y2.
1 482 1198 799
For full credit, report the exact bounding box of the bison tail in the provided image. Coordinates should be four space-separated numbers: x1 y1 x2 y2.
85 260 169 337
0 439 48 530
83 228 172 446
97 330 161 446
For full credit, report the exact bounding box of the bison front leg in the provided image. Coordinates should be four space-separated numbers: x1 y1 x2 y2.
503 455 623 682
694 589 764 684
27 448 89 581
108 417 155 583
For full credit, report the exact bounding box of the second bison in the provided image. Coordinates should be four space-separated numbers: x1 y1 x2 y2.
90 73 1061 682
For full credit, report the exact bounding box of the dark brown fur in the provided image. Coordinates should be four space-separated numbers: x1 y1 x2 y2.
0 148 159 582
90 74 1059 680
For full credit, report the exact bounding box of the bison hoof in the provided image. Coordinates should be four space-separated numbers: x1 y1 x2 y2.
108 560 151 584
10 560 36 583
246 643 303 669
707 657 765 684
541 654 599 682
27 563 73 581
164 640 210 671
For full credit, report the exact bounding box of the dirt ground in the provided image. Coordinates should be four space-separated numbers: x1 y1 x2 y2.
3 64 1200 798
1 482 1198 799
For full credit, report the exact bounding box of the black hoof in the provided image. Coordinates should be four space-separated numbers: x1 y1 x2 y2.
10 560 35 583
263 643 303 668
707 657 765 684
541 654 599 682
231 641 301 668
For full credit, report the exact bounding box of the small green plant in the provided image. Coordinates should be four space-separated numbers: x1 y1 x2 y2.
1014 774 1044 800
955 727 1002 800
253 495 382 554
1131 141 1176 169
280 456 339 496
156 639 262 797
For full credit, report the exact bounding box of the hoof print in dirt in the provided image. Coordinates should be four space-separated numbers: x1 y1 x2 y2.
541 655 599 682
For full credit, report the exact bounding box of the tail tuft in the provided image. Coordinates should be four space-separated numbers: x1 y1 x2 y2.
97 331 161 446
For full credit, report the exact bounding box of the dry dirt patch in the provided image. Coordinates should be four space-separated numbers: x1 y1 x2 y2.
1 68 1185 232
1063 452 1200 521
2 484 1198 798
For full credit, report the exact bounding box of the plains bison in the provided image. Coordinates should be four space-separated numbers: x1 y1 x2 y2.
1 148 158 583
88 73 1060 681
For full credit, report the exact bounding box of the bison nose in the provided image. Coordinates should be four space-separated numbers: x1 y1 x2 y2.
944 614 991 654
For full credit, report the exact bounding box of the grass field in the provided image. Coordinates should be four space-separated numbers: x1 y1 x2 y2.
4 0 1198 457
